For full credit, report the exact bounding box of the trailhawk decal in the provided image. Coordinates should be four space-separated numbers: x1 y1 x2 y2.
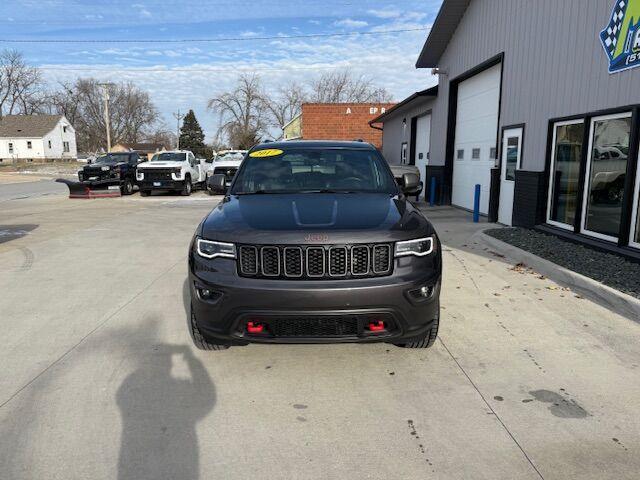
600 0 640 73
249 149 284 158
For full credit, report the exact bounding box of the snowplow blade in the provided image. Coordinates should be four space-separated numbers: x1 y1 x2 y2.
55 178 121 199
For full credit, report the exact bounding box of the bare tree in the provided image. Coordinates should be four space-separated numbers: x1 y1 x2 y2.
0 49 44 117
263 81 306 131
49 78 160 152
144 127 176 149
308 69 393 103
207 74 268 149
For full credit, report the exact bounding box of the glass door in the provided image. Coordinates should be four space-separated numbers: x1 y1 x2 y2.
546 120 584 230
498 127 523 226
580 112 632 242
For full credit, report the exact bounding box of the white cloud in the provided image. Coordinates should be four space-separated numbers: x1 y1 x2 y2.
334 19 368 28
367 9 401 19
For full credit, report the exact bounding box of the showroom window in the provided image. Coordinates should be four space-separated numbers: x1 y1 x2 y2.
580 112 632 242
546 120 585 230
630 145 640 249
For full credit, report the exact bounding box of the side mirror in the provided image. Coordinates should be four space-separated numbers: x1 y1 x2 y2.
401 173 420 194
207 174 227 194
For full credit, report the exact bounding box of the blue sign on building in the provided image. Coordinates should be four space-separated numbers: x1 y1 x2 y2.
600 0 640 73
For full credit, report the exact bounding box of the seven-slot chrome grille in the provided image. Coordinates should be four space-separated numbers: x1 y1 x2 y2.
237 244 393 279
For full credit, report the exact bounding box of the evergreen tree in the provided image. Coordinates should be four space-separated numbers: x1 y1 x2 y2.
179 109 206 156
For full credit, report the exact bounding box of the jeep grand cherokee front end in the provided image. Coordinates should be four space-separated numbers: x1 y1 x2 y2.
188 141 442 350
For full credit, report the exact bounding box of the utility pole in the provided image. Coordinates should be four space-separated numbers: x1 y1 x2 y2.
173 110 185 150
98 83 114 152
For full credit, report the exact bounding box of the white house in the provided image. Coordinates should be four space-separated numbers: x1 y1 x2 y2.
0 115 77 163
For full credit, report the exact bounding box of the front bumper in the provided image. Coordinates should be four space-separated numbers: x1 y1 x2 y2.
78 178 122 189
138 179 184 190
189 251 441 345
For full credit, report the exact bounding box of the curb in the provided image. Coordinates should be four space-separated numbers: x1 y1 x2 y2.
474 230 640 323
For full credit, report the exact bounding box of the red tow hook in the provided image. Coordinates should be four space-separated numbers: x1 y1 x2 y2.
367 321 386 332
247 322 265 334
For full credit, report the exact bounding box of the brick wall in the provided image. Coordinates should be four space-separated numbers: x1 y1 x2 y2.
300 103 395 148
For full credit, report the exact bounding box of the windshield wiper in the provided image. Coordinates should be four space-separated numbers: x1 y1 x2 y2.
297 189 359 194
234 190 285 195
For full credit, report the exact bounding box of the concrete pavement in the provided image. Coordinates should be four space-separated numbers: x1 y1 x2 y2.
0 197 638 479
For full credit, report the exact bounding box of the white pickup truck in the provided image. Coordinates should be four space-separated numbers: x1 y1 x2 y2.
206 150 247 193
136 150 211 196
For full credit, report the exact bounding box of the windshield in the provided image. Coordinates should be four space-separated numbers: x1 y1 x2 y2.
94 154 129 164
231 148 398 195
216 152 244 162
151 152 186 162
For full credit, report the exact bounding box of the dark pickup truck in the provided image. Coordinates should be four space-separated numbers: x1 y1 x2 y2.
78 152 141 195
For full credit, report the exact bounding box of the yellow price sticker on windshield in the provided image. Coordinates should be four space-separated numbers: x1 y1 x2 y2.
249 149 284 158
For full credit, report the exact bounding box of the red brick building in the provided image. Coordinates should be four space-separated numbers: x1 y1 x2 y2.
282 103 395 148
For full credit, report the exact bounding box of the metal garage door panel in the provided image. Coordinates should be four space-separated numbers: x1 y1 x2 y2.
452 63 501 214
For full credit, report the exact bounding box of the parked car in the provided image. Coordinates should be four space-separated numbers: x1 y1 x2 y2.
207 150 247 194
188 141 442 350
136 150 208 196
77 152 140 195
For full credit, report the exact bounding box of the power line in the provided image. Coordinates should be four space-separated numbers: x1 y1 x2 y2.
0 27 427 44
37 62 416 73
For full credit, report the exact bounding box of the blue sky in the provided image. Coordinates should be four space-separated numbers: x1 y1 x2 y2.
1 0 443 140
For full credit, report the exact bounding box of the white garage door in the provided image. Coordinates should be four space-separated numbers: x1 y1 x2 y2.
452 63 502 214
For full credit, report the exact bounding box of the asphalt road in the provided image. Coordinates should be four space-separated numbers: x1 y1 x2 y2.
0 177 67 202
0 194 638 479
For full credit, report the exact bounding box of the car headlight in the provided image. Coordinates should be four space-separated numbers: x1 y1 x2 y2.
137 171 144 180
395 236 435 257
196 238 236 259
101 166 109 171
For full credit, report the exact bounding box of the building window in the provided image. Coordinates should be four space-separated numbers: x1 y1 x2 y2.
489 147 497 160
48 140 52 149
472 148 481 160
631 153 640 249
63 141 70 153
27 141 32 149
63 126 68 133
456 149 464 160
547 120 585 230
8 143 13 154
401 142 408 165
580 112 632 242
504 137 520 181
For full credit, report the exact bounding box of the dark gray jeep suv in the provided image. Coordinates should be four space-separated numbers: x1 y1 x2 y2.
188 141 442 350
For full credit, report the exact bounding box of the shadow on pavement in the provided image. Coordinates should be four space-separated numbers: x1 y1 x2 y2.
116 320 215 480
0 224 38 244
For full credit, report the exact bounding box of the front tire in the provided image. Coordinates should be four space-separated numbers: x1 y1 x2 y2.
120 178 134 195
181 177 192 196
393 316 439 349
190 305 230 351
140 190 150 197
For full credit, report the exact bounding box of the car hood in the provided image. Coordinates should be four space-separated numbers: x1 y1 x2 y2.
199 193 435 244
138 161 183 169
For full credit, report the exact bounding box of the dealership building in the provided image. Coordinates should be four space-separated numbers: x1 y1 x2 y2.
373 0 640 258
